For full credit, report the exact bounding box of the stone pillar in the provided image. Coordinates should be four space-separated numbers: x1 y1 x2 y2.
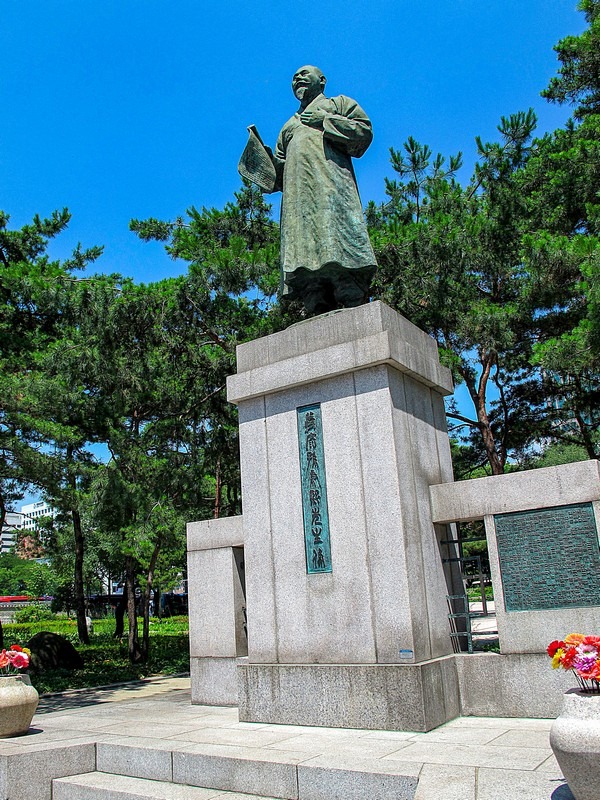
186 516 246 705
227 302 461 731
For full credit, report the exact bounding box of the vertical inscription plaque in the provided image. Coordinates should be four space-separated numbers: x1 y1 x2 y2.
297 403 332 574
494 503 600 611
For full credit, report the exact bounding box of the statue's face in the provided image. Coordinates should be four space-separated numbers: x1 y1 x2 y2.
292 65 325 103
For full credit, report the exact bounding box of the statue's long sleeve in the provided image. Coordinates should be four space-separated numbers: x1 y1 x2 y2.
322 96 373 158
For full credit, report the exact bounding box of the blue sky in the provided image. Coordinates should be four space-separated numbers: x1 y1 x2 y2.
1 2 587 506
2 1 585 285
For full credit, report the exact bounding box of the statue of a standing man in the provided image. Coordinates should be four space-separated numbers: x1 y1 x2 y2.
239 66 377 315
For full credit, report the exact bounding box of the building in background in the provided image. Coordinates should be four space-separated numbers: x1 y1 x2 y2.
19 501 56 533
0 511 23 555
15 501 57 558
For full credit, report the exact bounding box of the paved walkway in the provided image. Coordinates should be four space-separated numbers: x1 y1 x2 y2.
5 676 574 799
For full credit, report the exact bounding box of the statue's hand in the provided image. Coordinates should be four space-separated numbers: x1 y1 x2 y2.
300 108 326 128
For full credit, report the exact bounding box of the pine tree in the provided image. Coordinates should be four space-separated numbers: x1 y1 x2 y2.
542 0 600 119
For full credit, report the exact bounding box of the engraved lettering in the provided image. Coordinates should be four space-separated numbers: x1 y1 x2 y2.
297 404 332 574
495 504 600 611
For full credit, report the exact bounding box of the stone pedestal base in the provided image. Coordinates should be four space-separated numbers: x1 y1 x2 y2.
190 657 239 706
237 657 460 733
456 652 574 718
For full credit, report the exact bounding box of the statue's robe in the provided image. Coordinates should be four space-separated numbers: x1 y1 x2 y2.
273 94 377 310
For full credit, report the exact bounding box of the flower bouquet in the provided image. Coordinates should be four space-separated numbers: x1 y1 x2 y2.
0 645 31 674
548 634 600 693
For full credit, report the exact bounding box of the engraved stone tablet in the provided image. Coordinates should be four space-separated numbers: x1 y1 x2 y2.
494 503 600 611
297 403 332 574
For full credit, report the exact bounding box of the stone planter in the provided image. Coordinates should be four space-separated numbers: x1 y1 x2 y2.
0 674 39 737
550 689 600 800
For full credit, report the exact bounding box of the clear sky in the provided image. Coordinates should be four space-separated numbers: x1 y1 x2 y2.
1 1 586 286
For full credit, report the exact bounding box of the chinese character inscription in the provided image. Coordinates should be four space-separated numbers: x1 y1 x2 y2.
297 404 332 574
494 503 600 611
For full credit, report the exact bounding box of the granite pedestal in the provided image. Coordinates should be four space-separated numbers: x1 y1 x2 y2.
187 304 600 725
226 302 462 731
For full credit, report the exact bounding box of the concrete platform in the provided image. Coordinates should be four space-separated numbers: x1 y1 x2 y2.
1 675 575 800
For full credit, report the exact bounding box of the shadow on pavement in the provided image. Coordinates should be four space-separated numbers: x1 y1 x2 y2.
35 681 189 714
551 782 575 799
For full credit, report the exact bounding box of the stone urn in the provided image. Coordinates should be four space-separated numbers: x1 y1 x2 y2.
550 689 600 800
0 674 39 737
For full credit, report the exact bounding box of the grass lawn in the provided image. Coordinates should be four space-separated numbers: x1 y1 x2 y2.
3 615 189 695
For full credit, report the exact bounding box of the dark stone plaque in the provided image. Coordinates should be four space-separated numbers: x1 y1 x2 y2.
494 503 600 611
297 403 332 574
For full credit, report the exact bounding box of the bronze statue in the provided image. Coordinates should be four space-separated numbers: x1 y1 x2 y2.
239 66 376 314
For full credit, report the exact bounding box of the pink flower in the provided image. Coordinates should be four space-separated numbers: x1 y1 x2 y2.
8 652 29 670
549 635 600 691
578 661 600 681
577 642 599 656
583 636 600 647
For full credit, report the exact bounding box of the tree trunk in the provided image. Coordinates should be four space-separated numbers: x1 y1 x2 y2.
72 506 89 644
573 377 598 459
0 491 6 537
462 356 506 476
0 491 5 647
214 458 222 519
114 587 127 638
66 446 89 645
125 556 142 663
140 541 161 661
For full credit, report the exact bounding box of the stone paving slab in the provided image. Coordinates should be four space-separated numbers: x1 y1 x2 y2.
265 733 409 759
476 767 574 800
486 728 555 749
11 675 575 800
93 719 211 739
382 740 552 770
174 741 312 766
405 726 510 745
536 753 562 774
296 752 422 778
414 764 477 800
168 726 311 749
448 715 554 730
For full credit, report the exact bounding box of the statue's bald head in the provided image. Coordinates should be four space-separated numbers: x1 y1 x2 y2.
292 65 326 105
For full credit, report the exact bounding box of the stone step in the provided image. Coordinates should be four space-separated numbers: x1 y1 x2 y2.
53 772 279 800
93 739 419 800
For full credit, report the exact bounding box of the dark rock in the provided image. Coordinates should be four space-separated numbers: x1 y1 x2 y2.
26 631 84 672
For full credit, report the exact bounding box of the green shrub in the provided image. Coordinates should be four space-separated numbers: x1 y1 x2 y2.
4 615 190 694
13 604 56 624
466 585 494 601
7 618 78 640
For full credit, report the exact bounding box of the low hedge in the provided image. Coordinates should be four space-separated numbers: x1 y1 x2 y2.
3 616 190 695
